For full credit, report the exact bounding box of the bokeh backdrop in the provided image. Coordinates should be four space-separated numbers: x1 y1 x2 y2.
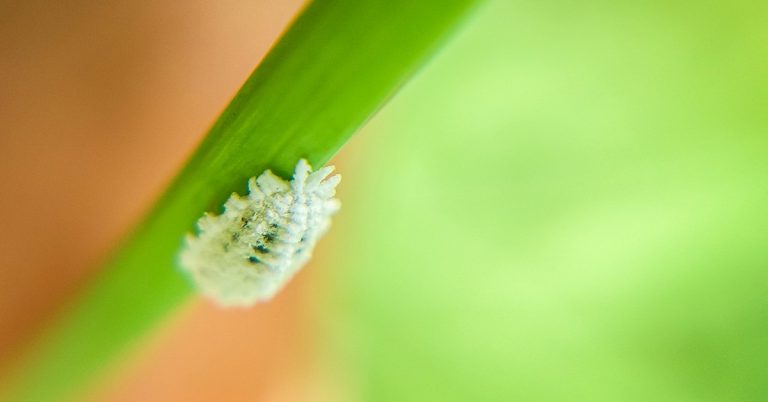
2 0 767 401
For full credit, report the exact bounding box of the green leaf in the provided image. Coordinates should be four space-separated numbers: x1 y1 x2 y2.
2 1 480 401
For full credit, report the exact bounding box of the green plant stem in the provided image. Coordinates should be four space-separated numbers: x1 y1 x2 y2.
1 1 480 401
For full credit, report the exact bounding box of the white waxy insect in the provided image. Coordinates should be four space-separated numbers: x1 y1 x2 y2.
180 159 341 307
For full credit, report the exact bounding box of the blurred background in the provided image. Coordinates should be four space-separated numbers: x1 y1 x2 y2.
2 0 768 401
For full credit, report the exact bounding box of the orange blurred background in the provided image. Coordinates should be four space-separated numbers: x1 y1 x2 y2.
0 1 345 400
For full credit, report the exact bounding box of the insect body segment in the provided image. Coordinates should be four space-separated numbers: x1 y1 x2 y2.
180 159 341 307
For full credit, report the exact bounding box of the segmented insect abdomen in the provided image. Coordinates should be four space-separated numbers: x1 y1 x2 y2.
180 159 340 307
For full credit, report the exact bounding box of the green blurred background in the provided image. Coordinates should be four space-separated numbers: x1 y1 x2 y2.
321 1 768 401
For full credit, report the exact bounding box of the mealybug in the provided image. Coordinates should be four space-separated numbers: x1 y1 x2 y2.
180 159 341 307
